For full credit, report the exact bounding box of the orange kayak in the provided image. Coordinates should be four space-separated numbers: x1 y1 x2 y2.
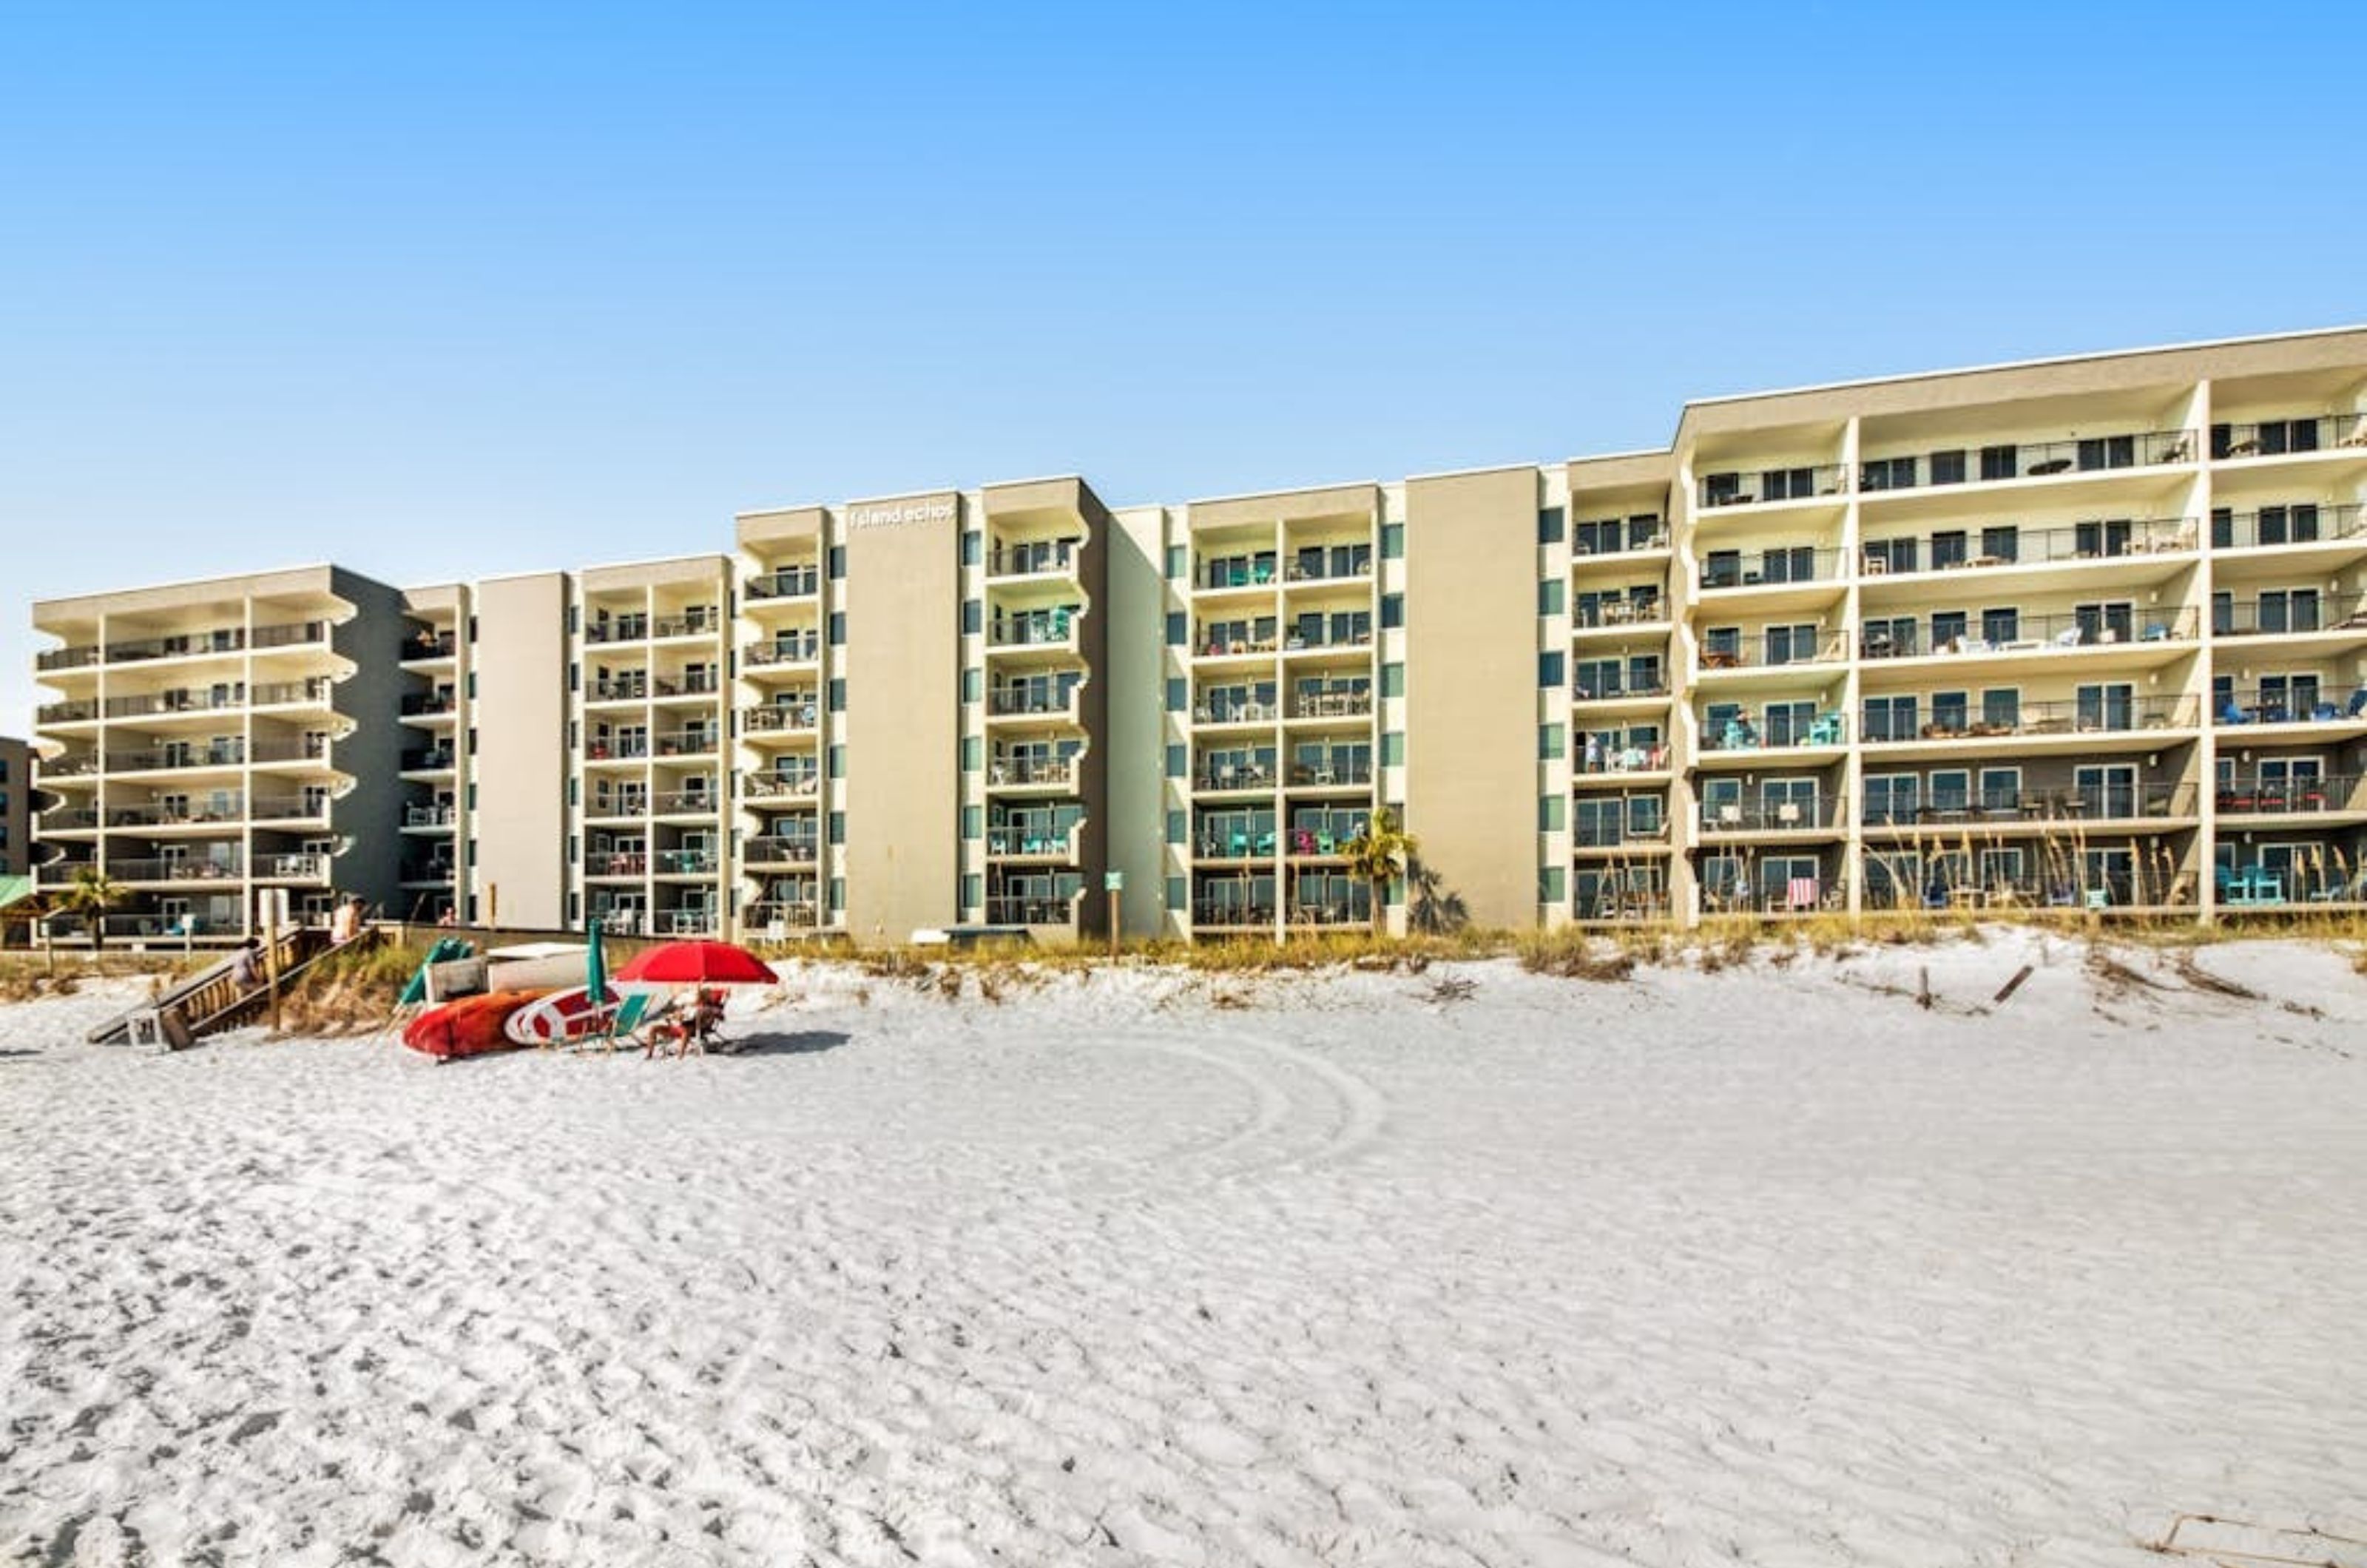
402 990 553 1061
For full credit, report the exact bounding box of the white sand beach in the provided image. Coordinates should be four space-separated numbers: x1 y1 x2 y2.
4 931 2366 1566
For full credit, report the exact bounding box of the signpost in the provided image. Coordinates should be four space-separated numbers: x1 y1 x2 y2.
1104 870 1124 960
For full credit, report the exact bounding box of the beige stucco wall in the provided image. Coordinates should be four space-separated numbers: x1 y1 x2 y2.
1405 466 1543 929
845 491 960 942
470 572 571 928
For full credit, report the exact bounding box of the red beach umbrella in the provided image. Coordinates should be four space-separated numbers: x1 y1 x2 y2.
613 939 776 986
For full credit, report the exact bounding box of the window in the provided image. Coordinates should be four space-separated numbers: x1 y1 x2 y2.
828 743 848 778
1979 525 2019 563
1539 723 1564 760
1860 455 1916 492
828 545 846 579
1166 612 1186 646
1928 770 1971 814
962 805 983 839
828 612 846 646
962 667 982 703
1931 690 1969 734
962 599 982 635
2076 435 2135 471
1538 865 1566 904
962 873 983 910
828 677 846 712
1978 444 2018 481
1763 623 1821 665
960 737 982 771
1981 689 2020 731
1166 809 1186 845
1861 615 1917 659
1931 609 1968 649
1863 772 1919 825
1162 677 1186 712
828 877 845 912
1166 544 1186 579
1166 743 1186 778
961 530 982 567
1382 593 1404 630
828 811 846 845
1382 522 1405 559
1928 448 1967 486
1538 652 1565 689
1865 535 1919 575
1977 766 2021 813
1381 663 1405 699
1980 606 2019 644
1538 581 1564 617
1380 731 1405 767
1166 875 1186 912
1539 794 1565 832
1537 507 1564 545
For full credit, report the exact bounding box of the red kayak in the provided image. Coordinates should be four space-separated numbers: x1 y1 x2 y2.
402 990 553 1061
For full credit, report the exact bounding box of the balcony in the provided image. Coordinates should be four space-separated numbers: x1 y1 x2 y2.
743 772 820 802
986 822 1080 859
989 686 1080 720
986 541 1078 579
1854 429 2193 496
742 703 820 734
399 691 458 717
652 730 720 758
653 613 723 641
748 898 823 931
1570 599 1669 632
1281 627 1374 657
744 637 822 669
1860 516 2196 576
1698 629 1846 672
988 757 1076 788
2214 685 2367 727
652 672 723 699
1192 900 1274 931
1698 547 1844 590
2216 774 2364 815
1862 782 2192 828
1699 712 1848 752
1286 759 1371 788
1860 609 2198 660
1698 464 1848 509
2212 503 2367 552
404 804 456 828
584 616 651 646
1863 695 2192 744
1195 763 1277 793
1698 798 1844 834
2212 414 2367 460
1284 548 1374 586
1572 677 1672 707
2215 593 2367 638
585 737 649 762
399 746 456 772
743 836 820 866
403 630 458 662
987 894 1078 926
587 796 650 820
1288 689 1372 720
651 789 720 816
401 859 456 884
1576 734 1672 777
589 677 649 703
654 849 720 876
587 851 647 878
256 853 333 882
250 796 328 822
988 610 1079 649
661 908 722 936
1194 698 1278 726
745 564 821 600
95 798 246 827
106 744 251 774
36 699 98 724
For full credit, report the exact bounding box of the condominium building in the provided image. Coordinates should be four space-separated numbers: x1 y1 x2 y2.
27 326 2367 943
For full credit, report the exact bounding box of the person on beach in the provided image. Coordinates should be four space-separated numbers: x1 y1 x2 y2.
231 938 262 990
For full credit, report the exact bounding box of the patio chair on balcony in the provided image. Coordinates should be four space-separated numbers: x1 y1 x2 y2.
1806 714 1846 746
2220 700 2250 726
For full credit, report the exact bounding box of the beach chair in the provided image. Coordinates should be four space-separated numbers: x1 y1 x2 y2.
590 990 658 1053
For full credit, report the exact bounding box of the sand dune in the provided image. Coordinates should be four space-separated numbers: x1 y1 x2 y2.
4 932 2365 1566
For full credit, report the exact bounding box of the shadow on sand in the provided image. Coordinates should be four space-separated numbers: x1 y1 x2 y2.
722 1029 853 1059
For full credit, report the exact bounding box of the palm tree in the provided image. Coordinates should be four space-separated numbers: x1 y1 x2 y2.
1344 807 1418 937
53 866 125 953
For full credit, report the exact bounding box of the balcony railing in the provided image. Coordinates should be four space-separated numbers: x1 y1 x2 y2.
2216 774 2363 814
247 737 331 765
651 790 720 815
743 772 820 801
585 618 650 645
399 691 457 717
2213 413 2367 459
402 860 456 883
590 678 648 703
989 757 1075 787
250 796 328 822
2215 686 2367 726
250 621 329 652
652 731 720 757
1861 782 2191 826
990 686 1080 717
88 798 246 827
1195 764 1277 791
986 825 1078 857
99 745 251 773
1860 516 2196 574
2215 593 2367 638
1195 699 1277 724
1698 630 1846 671
989 612 1078 648
404 630 457 661
1289 690 1372 720
1854 429 2194 496
987 541 1077 578
586 738 649 761
654 850 719 876
1573 678 1671 703
404 804 455 828
37 808 105 831
744 637 822 666
652 614 722 640
1698 798 1846 833
1699 464 1848 508
1860 609 2198 660
1700 712 1850 750
1863 695 2192 742
587 796 650 820
36 699 99 723
987 895 1077 926
653 672 723 697
256 853 332 881
743 836 820 865
1698 547 1845 589
2212 503 2367 550
1192 902 1274 930
399 747 456 771
1287 760 1371 787
587 851 647 877
1571 599 1669 630
1574 887 1673 921
661 908 722 936
748 899 823 929
743 704 820 733
1573 817 1669 849
745 565 821 600
107 856 245 882
1577 735 1672 774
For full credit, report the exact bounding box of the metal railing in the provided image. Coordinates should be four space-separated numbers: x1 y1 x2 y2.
251 796 328 821
989 757 1076 786
404 631 457 660
1699 464 1849 508
743 772 820 800
990 612 1080 648
2214 685 2367 725
1285 552 1374 584
589 678 648 703
661 908 722 936
1571 599 1669 630
1576 735 1672 774
1698 798 1846 833
987 541 1078 578
399 747 456 771
1698 547 1846 589
990 686 1079 717
255 853 332 881
1195 765 1277 791
250 621 329 652
586 852 647 877
1289 690 1372 720
1573 677 1671 703
2216 774 2364 814
1192 902 1274 929
1861 781 2192 825
403 804 455 828
743 836 820 865
2214 413 2367 459
584 618 650 645
1860 516 2196 573
106 856 246 883
585 737 648 761
743 704 820 733
745 565 821 599
652 730 720 757
654 850 719 875
1699 712 1851 750
2212 503 2367 550
747 900 823 929
986 824 1079 857
399 691 456 717
651 790 720 814
1697 629 1846 670
987 895 1078 925
586 796 650 820
1860 608 2198 659
652 614 721 640
2215 593 2367 637
744 637 821 666
1286 760 1371 787
1862 694 2192 742
401 860 455 884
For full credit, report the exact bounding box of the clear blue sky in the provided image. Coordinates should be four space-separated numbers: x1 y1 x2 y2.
6 1 2363 732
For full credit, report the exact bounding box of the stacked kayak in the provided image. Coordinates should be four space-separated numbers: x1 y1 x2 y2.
402 990 552 1061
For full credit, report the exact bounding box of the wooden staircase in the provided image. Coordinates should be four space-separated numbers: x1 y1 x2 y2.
88 926 371 1047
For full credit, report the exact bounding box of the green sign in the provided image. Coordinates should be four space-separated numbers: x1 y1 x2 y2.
1104 871 1124 893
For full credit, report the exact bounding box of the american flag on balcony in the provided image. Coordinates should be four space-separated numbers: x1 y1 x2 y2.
1786 876 1820 911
